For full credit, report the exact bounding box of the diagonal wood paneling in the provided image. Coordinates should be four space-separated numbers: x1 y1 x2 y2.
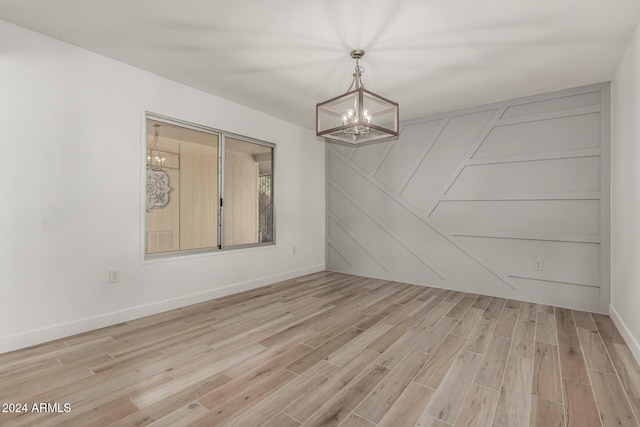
400 109 499 213
326 83 611 312
328 183 443 281
328 149 522 291
374 119 444 192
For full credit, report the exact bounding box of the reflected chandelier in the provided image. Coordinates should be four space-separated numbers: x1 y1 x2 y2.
147 123 166 168
316 49 399 145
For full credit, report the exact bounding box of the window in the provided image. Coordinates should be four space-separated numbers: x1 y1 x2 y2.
223 138 274 247
144 115 274 258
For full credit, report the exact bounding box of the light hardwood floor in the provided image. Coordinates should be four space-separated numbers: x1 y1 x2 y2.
1 271 639 426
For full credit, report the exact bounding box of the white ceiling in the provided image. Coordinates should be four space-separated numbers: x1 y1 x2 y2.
1 0 639 129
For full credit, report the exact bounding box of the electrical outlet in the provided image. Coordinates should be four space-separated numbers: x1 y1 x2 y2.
534 259 544 271
108 268 121 283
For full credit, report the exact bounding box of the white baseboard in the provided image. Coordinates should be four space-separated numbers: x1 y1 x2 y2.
609 304 640 366
0 264 325 355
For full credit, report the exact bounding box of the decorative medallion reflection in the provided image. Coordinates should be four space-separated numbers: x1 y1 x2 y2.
146 164 174 212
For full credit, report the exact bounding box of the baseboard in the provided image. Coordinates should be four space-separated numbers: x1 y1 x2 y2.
609 304 640 365
0 264 325 355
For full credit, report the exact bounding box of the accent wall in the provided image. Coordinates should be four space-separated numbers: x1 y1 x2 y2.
327 83 610 313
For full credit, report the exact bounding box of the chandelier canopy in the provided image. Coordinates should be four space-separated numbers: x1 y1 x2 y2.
316 49 399 145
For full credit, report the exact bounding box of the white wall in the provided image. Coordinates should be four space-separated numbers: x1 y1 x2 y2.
327 83 610 313
0 20 326 354
612 20 640 363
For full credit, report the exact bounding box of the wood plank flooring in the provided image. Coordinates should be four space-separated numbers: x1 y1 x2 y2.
1 271 639 426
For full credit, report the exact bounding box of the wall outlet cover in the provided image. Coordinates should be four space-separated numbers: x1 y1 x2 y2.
109 268 121 283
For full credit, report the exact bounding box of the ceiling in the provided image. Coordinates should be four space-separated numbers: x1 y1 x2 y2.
1 0 640 129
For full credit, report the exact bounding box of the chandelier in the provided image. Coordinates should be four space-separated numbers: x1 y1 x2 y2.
147 123 167 168
316 49 399 145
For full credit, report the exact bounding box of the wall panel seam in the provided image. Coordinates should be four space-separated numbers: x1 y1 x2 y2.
449 229 601 244
494 104 601 126
328 213 393 273
467 148 601 165
507 272 600 288
441 192 601 201
397 117 449 195
424 108 506 217
371 136 397 177
328 178 447 280
327 240 355 268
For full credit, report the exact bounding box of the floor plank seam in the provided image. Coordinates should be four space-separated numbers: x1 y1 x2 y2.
592 313 640 426
551 308 568 427
492 298 522 427
572 311 604 427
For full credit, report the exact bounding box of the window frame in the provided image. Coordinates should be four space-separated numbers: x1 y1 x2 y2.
142 112 276 260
